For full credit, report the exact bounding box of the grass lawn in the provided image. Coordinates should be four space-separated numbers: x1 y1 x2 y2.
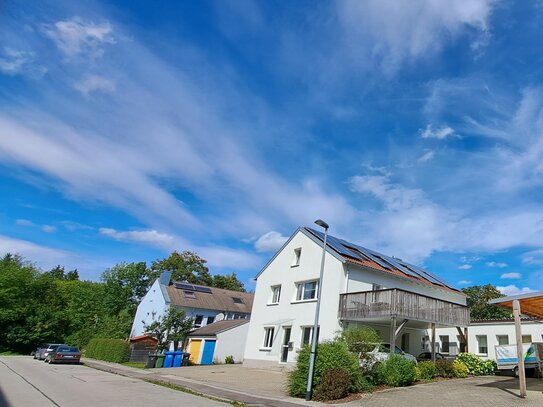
121 361 147 369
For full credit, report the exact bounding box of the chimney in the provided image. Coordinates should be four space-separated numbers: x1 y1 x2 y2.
159 271 172 286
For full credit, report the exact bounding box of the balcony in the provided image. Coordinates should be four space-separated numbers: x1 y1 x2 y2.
339 288 470 327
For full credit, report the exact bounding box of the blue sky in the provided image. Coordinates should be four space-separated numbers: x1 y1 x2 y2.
1 0 543 294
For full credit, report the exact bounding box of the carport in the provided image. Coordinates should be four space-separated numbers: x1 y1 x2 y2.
489 291 543 398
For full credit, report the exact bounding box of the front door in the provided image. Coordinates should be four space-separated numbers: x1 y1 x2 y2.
281 327 291 363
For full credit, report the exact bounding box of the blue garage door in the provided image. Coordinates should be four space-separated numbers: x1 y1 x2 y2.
201 340 216 365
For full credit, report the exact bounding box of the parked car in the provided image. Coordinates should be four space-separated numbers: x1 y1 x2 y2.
416 352 447 362
360 343 417 369
45 345 81 364
37 344 63 361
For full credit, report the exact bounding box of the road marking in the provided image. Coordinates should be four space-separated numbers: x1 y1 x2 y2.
0 360 62 407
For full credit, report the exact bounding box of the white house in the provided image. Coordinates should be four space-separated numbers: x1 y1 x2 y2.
130 272 254 338
433 318 543 360
243 226 469 369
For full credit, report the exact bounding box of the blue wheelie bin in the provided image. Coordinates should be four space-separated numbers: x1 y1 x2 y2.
163 351 175 368
173 351 184 367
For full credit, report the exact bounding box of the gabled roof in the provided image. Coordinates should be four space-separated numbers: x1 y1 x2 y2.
166 283 254 314
302 227 462 294
187 319 249 337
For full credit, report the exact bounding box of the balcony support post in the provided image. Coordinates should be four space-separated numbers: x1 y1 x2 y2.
431 322 436 362
389 315 397 353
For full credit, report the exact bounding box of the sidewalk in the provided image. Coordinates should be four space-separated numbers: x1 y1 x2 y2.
82 359 321 407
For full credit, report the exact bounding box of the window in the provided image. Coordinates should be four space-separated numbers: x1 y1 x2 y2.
206 316 215 325
194 315 204 328
271 285 281 304
295 280 318 301
232 297 244 304
439 335 450 353
497 335 509 345
263 327 275 348
292 248 302 267
372 283 383 291
476 335 488 354
522 335 532 344
301 326 320 345
183 290 196 298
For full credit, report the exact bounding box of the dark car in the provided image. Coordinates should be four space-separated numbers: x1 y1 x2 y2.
38 344 63 361
45 345 81 364
416 352 447 362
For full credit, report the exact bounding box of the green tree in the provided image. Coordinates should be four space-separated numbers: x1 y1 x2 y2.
101 262 151 310
46 265 79 281
143 307 194 351
150 251 213 286
212 272 245 292
462 284 511 320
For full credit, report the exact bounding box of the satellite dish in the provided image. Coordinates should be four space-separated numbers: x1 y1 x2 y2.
215 313 225 322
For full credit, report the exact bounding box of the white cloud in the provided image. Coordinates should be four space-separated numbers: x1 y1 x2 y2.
99 227 176 249
0 234 73 269
0 47 46 78
500 272 521 279
74 75 116 95
418 150 435 163
419 124 457 139
16 218 56 233
458 280 472 285
496 285 536 296
458 264 472 270
254 231 288 252
16 218 35 227
487 261 508 268
41 225 56 233
44 17 115 58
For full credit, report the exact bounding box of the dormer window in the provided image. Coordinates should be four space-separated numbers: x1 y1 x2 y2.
184 290 196 298
232 297 244 304
292 248 301 267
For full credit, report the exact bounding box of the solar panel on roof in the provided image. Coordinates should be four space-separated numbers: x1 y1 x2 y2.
399 261 453 288
370 251 424 279
174 282 195 290
193 285 212 293
345 243 393 270
306 228 364 260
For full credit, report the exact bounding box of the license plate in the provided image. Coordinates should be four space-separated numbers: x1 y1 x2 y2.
64 355 74 358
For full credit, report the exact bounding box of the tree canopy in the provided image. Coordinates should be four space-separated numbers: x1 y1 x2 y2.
462 284 511 320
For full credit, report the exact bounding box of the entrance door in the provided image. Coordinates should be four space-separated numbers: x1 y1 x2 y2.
188 340 202 364
201 340 216 365
281 327 291 363
401 333 410 353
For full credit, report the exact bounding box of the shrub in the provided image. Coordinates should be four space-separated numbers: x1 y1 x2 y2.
435 359 455 378
313 369 351 401
456 353 496 376
224 355 235 364
418 361 437 380
377 354 417 387
288 341 362 398
339 325 381 354
84 338 130 363
452 360 469 378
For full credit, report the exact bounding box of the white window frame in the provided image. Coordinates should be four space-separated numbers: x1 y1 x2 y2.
294 280 319 302
300 326 320 346
194 315 204 328
496 335 509 345
439 335 450 353
522 334 532 344
476 335 488 355
263 327 275 349
291 248 302 267
270 285 281 304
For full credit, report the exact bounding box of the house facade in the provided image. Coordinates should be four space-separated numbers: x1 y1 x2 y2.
130 272 254 338
433 319 543 360
243 227 469 369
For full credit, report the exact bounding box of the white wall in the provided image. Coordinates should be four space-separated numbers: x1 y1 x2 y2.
215 322 250 364
243 229 346 368
434 321 543 360
130 279 169 337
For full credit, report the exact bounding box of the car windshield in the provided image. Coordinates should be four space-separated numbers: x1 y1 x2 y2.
48 345 60 350
378 344 403 353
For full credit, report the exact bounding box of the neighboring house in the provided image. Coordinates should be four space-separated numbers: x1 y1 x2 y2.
130 271 254 338
243 226 469 369
433 318 543 360
186 319 250 365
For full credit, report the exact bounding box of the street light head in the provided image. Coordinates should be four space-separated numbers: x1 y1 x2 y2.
314 219 329 230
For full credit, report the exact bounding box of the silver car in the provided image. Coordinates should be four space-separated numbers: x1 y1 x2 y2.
37 344 63 361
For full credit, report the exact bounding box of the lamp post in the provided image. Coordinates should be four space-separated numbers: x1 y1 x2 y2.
306 219 329 401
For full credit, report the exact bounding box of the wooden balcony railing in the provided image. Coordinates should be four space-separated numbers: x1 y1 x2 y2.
339 288 470 326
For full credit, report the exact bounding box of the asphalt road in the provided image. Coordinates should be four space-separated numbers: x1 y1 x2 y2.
0 356 227 407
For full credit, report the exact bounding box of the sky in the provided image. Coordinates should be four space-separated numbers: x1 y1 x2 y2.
1 0 543 294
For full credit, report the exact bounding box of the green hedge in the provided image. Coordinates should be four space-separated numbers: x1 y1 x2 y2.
84 338 130 363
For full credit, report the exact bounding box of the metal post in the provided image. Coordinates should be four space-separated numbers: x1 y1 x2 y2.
431 323 436 362
305 222 328 401
513 300 527 398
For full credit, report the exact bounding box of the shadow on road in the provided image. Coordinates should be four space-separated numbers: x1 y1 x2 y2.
476 376 543 398
0 386 12 407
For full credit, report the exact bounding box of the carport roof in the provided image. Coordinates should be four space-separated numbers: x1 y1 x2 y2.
489 291 543 319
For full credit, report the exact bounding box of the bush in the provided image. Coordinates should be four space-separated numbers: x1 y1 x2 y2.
313 369 351 401
456 353 496 376
84 338 130 363
417 361 437 380
377 354 417 387
452 360 469 378
339 325 381 354
288 341 362 398
435 359 455 378
224 355 234 364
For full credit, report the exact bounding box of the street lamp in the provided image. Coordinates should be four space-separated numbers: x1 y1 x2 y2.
306 219 329 401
